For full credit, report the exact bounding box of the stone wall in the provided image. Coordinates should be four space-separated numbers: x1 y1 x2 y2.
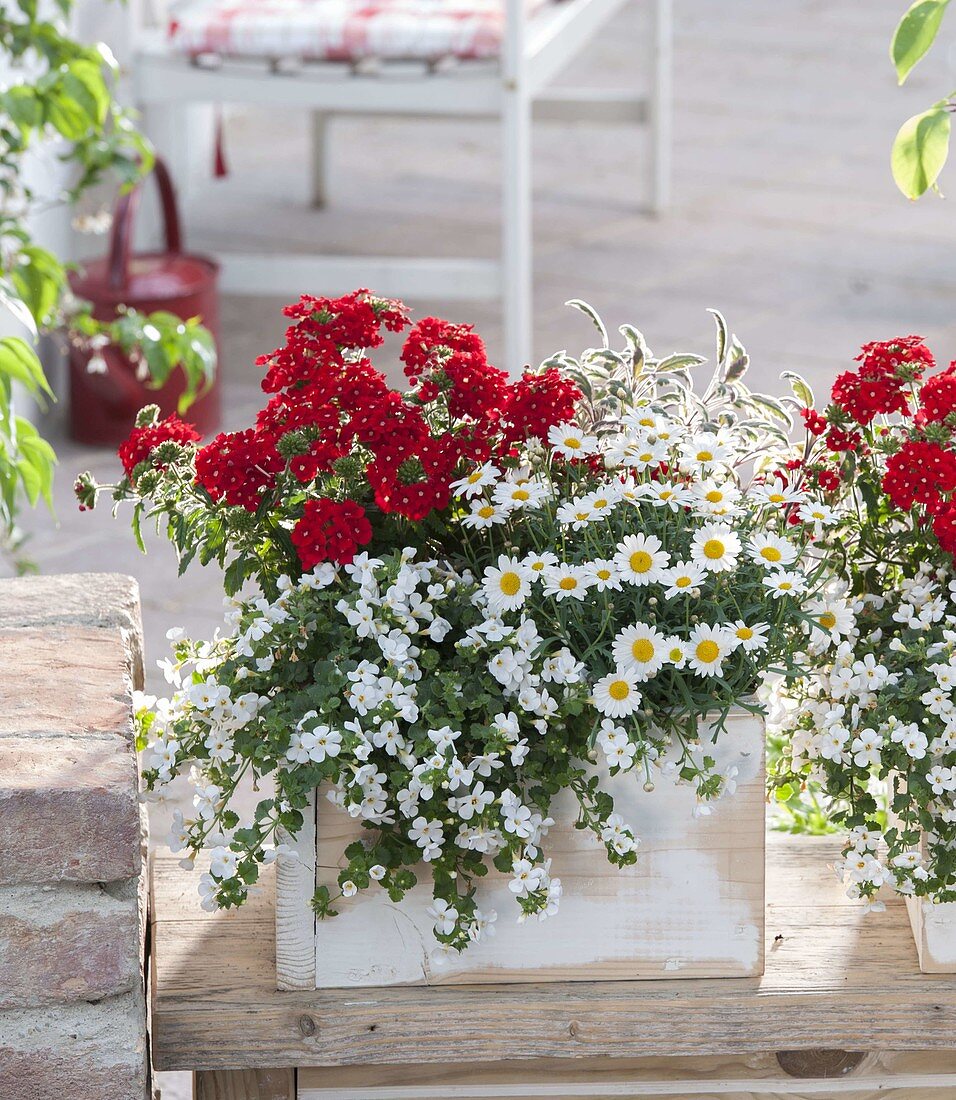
0 574 149 1100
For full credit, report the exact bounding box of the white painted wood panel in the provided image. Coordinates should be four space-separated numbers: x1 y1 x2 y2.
277 710 765 988
905 893 956 973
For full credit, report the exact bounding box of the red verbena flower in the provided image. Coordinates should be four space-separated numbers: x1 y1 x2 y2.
501 368 581 445
933 501 956 555
918 362 956 425
401 317 508 421
291 497 372 568
831 369 908 425
800 408 827 436
366 436 458 521
882 440 956 511
194 429 283 512
825 426 863 454
856 335 935 381
119 414 200 481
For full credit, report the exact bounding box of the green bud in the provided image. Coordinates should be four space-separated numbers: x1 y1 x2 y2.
135 404 161 428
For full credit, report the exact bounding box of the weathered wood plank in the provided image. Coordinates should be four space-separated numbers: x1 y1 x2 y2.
297 714 765 987
297 1051 956 1096
276 790 316 991
194 1068 295 1099
151 836 956 1071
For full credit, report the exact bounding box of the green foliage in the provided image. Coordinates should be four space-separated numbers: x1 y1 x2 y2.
891 103 952 199
892 0 951 83
888 1 956 197
0 0 217 557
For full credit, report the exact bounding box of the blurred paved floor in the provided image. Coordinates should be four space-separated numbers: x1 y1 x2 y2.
15 2 956 1095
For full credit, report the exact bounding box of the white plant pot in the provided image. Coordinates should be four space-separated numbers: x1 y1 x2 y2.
275 708 765 990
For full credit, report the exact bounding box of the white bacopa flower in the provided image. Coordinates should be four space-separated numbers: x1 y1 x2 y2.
690 523 741 573
591 669 643 718
209 846 238 881
427 897 459 934
613 533 669 586
611 623 668 681
482 555 532 615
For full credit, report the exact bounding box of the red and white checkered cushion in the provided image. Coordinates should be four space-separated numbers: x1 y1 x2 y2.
167 0 541 62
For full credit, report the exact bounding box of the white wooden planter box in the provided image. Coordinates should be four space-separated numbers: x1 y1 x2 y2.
275 709 765 990
905 895 956 972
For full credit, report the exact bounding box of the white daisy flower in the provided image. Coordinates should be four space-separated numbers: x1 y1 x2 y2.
804 597 855 639
659 560 706 599
687 624 733 677
492 479 549 510
541 563 592 601
747 532 798 569
461 499 509 529
692 479 742 516
680 433 735 471
591 669 644 718
582 485 621 516
451 462 499 498
555 499 596 529
664 637 689 668
583 559 622 592
752 476 806 507
607 436 669 472
548 422 598 459
482 555 532 615
798 500 839 529
639 481 695 511
522 550 558 579
763 570 807 599
611 623 668 680
730 620 770 653
614 533 670 586
690 524 742 573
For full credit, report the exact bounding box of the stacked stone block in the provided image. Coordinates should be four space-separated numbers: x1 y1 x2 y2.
0 574 149 1100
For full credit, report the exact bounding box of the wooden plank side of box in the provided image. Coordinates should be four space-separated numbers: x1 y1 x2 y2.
297 1050 956 1099
277 709 764 989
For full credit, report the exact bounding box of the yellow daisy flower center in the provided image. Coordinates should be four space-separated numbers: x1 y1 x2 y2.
478 505 495 519
696 640 720 663
705 490 723 503
499 572 522 596
760 546 782 562
608 680 631 701
778 581 793 591
564 436 582 450
697 450 714 462
769 492 784 503
675 576 693 588
593 497 609 509
596 568 611 581
467 471 483 483
703 539 726 560
530 561 546 572
736 626 753 640
668 647 684 661
629 551 652 573
575 511 591 521
559 577 579 591
512 489 530 501
631 639 655 663
818 611 837 630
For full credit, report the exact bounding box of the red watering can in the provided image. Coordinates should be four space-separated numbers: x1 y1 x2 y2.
68 158 221 446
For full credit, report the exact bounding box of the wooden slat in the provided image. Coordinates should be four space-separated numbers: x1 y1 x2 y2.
151 836 956 1071
195 1068 295 1099
297 1052 956 1096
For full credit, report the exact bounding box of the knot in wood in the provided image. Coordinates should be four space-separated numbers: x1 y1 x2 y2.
775 1049 866 1079
298 1014 317 1038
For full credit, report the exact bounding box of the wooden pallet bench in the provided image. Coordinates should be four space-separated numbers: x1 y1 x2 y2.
151 834 956 1099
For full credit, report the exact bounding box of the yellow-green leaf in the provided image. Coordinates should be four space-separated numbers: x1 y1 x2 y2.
891 104 952 198
892 0 950 84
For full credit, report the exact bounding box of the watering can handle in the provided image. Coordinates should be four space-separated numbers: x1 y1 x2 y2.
108 157 183 291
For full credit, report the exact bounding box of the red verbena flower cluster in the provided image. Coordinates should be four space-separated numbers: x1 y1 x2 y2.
118 414 200 481
806 336 956 558
115 290 582 571
290 498 372 569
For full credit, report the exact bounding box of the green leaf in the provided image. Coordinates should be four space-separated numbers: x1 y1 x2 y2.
892 0 950 84
566 299 609 349
0 337 54 401
775 782 796 803
892 104 952 199
61 59 110 129
781 370 815 410
11 245 65 329
13 416 56 509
